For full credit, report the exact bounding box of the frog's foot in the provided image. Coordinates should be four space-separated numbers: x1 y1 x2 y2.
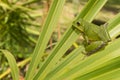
81 55 88 60
81 51 88 60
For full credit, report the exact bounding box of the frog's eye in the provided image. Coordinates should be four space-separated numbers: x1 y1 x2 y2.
76 22 81 26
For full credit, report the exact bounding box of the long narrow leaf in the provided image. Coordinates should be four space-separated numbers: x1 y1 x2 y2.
83 0 108 21
92 68 120 80
76 0 97 19
44 46 84 80
33 0 108 79
25 0 66 80
0 50 19 80
33 27 80 80
74 56 120 80
0 57 30 79
56 38 120 80
107 13 120 39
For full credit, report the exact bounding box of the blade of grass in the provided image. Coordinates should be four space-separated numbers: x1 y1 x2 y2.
75 0 97 19
33 27 80 80
91 68 120 80
83 0 108 21
33 0 108 79
44 46 84 80
0 57 31 79
108 13 120 31
55 38 120 80
107 13 120 39
0 50 19 80
25 0 66 80
74 56 120 80
110 24 120 39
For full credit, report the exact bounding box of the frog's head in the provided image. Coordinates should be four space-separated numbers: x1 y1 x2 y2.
76 18 84 25
76 21 81 26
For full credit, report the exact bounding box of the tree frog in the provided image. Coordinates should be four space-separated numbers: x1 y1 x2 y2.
73 19 111 56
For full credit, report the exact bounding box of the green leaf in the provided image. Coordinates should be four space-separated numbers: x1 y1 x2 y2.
55 38 120 80
44 46 84 80
77 0 108 22
107 13 120 39
25 0 66 80
92 68 120 80
0 50 19 80
74 56 120 80
33 0 108 80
